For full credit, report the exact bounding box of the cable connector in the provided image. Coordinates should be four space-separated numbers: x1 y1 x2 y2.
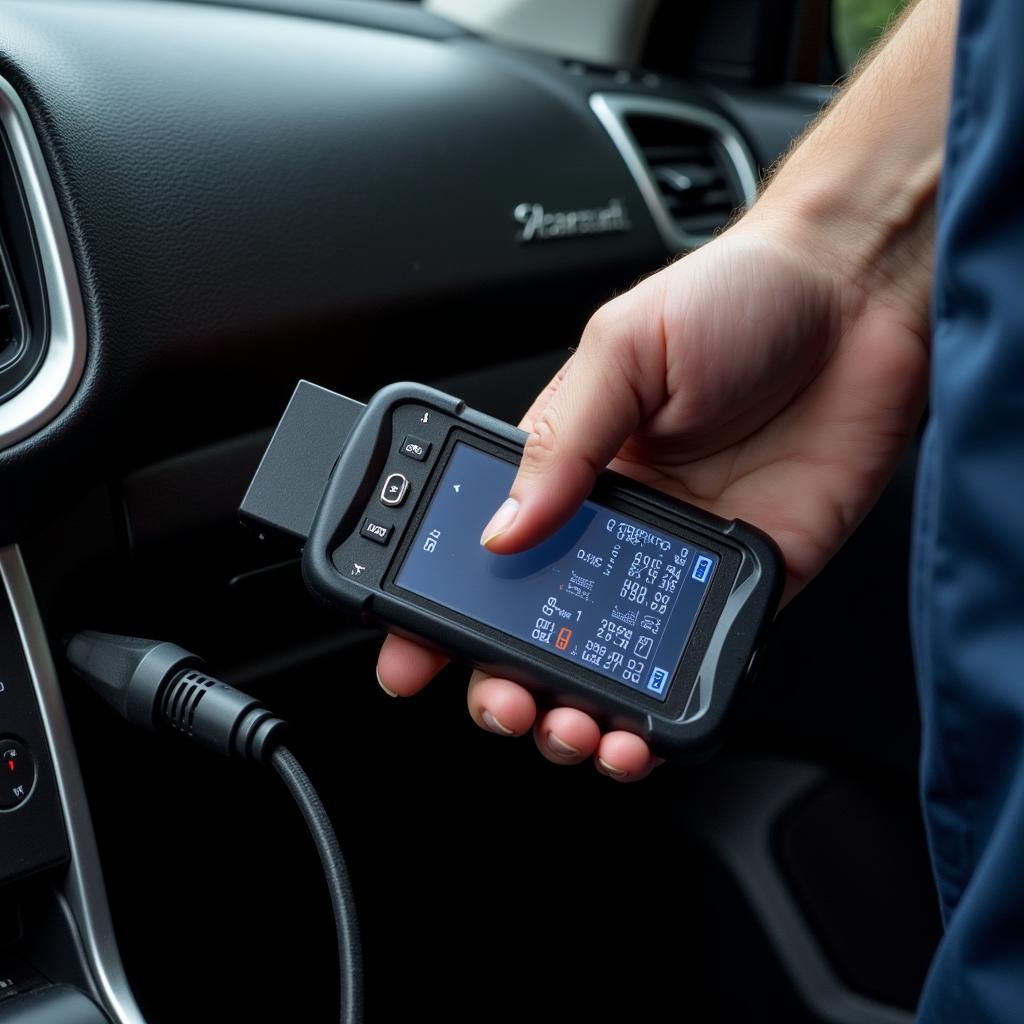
63 630 361 1023
65 631 286 763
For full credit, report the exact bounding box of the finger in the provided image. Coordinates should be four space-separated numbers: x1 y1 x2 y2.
466 671 537 737
593 731 659 782
376 633 449 697
517 358 571 436
480 286 667 554
533 706 601 765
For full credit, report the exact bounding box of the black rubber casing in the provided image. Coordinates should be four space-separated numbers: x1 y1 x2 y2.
301 383 783 761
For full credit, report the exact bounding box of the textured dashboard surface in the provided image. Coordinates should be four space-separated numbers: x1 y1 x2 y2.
0 0 667 539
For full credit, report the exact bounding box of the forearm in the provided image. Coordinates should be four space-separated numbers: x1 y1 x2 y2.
749 0 959 327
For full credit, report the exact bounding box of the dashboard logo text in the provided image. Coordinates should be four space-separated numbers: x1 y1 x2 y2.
513 199 630 243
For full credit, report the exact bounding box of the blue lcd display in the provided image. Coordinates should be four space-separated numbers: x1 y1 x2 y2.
395 443 718 702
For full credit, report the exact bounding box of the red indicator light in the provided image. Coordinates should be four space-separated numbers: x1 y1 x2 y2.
6 759 14 774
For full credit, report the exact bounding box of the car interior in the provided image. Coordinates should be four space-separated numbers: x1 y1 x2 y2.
0 1 941 1021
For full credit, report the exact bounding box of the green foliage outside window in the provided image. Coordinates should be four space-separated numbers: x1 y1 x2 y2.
833 0 912 69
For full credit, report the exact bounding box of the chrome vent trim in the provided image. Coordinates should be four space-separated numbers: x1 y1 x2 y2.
590 93 759 253
0 75 87 452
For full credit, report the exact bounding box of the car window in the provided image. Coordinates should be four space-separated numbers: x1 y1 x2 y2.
833 0 911 69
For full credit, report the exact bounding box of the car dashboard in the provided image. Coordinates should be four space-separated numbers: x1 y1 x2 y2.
0 3 938 1022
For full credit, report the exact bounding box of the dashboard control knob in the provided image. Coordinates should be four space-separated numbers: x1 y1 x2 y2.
0 740 34 810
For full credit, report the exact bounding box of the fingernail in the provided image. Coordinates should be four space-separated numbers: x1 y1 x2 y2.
481 498 519 548
547 733 581 759
481 709 515 736
597 757 627 779
375 667 399 698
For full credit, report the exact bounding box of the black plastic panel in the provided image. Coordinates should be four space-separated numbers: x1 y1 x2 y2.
0 985 108 1024
773 774 942 1009
0 584 68 886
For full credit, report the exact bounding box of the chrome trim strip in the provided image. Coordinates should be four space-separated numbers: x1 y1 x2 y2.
1 546 147 1024
589 92 760 253
0 76 87 451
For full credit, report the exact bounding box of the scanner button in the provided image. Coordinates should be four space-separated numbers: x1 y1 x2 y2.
380 473 410 507
360 519 393 545
399 435 431 461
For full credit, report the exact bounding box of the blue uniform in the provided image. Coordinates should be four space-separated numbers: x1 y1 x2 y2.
912 0 1024 1017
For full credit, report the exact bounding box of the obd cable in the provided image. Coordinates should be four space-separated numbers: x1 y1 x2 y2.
65 631 362 1024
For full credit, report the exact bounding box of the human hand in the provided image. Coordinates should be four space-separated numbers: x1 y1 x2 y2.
377 206 931 780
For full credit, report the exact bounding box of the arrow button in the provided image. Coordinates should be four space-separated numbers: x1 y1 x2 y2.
380 473 410 508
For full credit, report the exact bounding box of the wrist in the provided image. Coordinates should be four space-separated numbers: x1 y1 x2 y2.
734 0 956 341
748 163 937 336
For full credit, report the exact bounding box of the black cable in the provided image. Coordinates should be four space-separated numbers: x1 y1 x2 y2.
271 745 363 1024
65 632 365 1022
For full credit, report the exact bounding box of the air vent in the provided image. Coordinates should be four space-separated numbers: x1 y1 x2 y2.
0 236 29 380
590 94 758 253
0 76 84 451
0 136 47 405
626 115 745 238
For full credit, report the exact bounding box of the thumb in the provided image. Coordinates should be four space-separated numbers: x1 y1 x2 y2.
480 287 665 554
